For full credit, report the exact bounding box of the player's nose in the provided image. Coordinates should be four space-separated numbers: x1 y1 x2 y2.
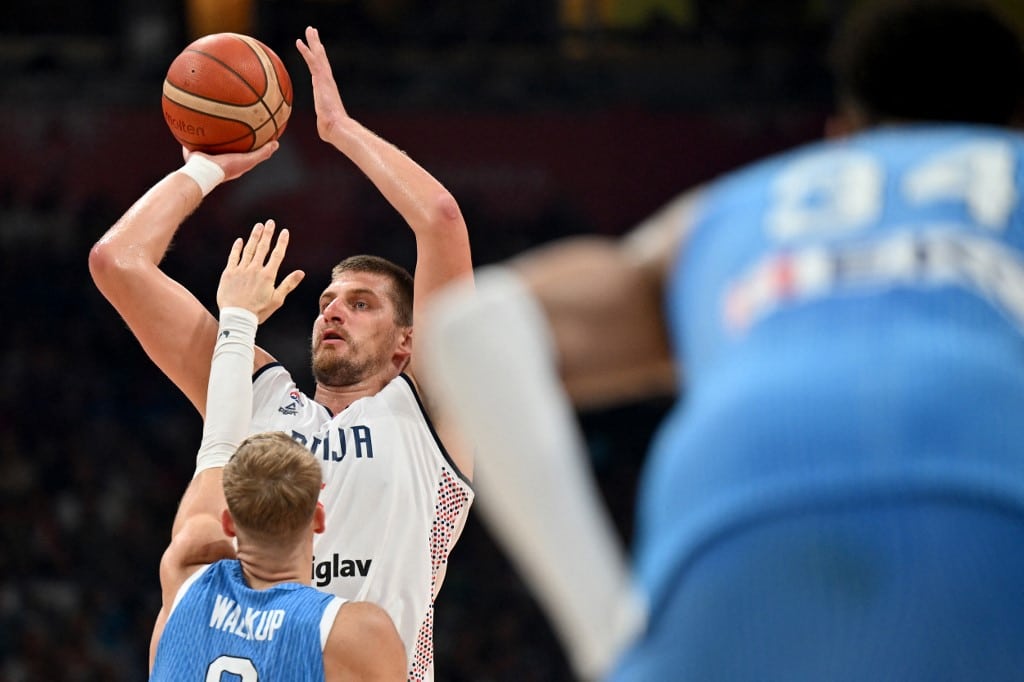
321 297 346 321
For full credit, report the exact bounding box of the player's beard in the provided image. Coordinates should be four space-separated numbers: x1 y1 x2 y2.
311 333 394 387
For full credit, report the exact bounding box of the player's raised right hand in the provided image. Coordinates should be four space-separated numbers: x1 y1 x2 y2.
217 220 305 323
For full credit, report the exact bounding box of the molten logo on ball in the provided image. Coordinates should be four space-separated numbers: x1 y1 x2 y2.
162 33 293 154
165 115 205 138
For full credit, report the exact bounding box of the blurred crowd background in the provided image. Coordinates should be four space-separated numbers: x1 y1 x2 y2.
3 1 1020 680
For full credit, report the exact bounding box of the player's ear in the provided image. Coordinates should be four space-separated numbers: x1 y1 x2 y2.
393 327 413 369
221 509 238 538
313 503 326 535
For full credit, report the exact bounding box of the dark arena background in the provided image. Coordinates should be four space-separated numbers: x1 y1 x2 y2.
4 1 1020 679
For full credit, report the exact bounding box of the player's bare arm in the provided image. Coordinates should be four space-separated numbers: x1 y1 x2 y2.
170 222 301 541
149 223 301 670
324 601 407 681
297 26 474 469
295 25 472 340
150 467 236 670
88 143 280 417
149 490 234 670
507 187 701 409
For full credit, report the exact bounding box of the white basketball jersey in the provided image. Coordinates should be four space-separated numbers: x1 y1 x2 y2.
250 364 474 681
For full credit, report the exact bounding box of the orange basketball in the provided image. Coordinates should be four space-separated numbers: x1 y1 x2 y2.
162 33 293 154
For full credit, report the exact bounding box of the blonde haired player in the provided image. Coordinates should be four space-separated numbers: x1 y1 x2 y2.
150 224 405 680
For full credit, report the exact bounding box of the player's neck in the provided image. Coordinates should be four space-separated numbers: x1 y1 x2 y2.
313 373 394 413
236 547 310 590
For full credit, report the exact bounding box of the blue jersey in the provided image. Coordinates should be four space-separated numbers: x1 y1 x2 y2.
151 560 345 682
637 124 1024 606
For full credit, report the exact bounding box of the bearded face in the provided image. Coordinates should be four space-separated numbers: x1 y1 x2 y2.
310 273 407 388
310 325 399 387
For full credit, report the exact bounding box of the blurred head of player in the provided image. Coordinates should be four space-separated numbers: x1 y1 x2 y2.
829 0 1024 132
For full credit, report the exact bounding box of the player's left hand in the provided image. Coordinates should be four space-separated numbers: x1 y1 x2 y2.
295 26 349 144
217 220 305 323
184 141 279 183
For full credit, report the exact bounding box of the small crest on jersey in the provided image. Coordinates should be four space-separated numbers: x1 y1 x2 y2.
278 389 305 416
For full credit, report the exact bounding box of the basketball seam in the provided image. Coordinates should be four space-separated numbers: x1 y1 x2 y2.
161 92 259 148
242 37 290 142
181 49 266 103
162 86 264 127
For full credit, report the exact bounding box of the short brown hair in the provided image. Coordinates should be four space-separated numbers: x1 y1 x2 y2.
223 432 322 540
332 255 414 327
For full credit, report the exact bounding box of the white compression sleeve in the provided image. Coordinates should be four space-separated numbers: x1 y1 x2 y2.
422 267 647 680
193 307 258 476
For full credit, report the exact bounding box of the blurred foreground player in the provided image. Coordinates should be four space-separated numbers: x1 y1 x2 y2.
423 1 1024 679
150 225 405 681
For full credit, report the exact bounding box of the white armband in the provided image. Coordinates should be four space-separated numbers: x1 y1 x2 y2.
177 154 226 197
193 307 258 476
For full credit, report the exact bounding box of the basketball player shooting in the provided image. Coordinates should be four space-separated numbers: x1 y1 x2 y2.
91 26 475 680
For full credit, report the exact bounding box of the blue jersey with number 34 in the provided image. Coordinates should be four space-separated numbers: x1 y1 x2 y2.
151 560 344 682
637 124 1024 606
